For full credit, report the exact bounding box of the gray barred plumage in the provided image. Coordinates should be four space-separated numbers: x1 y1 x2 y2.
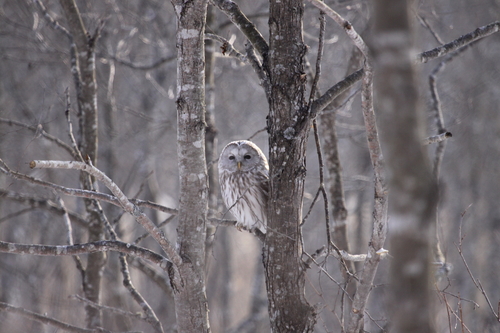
218 140 269 234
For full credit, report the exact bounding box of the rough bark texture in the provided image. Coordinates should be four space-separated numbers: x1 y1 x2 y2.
372 1 438 332
263 0 316 332
58 1 104 328
172 0 211 332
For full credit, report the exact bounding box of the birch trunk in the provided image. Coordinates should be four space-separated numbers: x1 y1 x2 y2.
172 0 211 332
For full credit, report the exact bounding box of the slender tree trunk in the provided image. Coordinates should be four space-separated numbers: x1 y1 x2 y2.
264 0 316 332
58 1 104 328
172 0 211 332
372 1 438 332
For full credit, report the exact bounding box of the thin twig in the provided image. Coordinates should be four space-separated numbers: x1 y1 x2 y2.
70 294 149 323
456 207 500 322
423 132 453 145
56 195 86 274
245 42 271 97
0 301 131 333
306 2 388 332
109 54 176 70
0 118 77 158
29 160 183 284
205 33 246 62
33 0 71 38
0 188 88 226
64 90 85 162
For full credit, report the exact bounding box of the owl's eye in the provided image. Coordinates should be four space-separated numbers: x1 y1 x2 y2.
228 155 235 160
244 154 252 160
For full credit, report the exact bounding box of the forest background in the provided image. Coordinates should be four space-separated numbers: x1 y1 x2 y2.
0 0 499 332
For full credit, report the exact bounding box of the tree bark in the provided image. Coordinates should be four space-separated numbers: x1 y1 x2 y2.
263 1 316 332
172 0 211 332
372 1 438 332
58 1 104 328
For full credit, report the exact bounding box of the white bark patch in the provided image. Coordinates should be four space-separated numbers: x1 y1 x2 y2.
174 5 182 16
192 140 202 148
177 84 195 95
284 127 295 140
180 29 199 39
8 243 16 252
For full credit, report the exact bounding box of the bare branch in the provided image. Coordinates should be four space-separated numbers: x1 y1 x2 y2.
0 188 88 227
306 0 370 58
64 91 85 162
306 2 388 332
418 21 500 63
310 68 364 118
205 33 247 62
56 195 86 274
211 0 269 58
308 10 326 102
416 14 445 45
70 295 149 324
0 159 119 205
28 160 183 270
0 118 77 159
423 132 453 145
33 0 71 38
245 42 271 97
0 302 130 333
109 53 176 70
0 239 170 269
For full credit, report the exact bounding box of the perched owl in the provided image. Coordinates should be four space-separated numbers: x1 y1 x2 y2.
218 140 269 234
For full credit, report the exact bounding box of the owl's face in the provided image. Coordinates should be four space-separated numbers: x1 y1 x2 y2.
219 140 268 173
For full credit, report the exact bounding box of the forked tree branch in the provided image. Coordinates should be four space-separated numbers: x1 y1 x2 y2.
205 33 247 62
211 0 269 58
310 68 364 117
0 158 178 214
0 118 77 159
28 160 183 270
307 2 388 332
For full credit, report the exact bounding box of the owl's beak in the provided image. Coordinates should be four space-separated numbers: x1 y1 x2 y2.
237 161 242 170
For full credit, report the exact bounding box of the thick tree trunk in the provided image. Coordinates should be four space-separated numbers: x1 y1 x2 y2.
372 1 438 332
172 0 211 332
264 1 316 332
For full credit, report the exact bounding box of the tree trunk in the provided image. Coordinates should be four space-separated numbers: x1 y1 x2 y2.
172 0 211 332
264 0 316 332
58 1 104 328
372 1 438 332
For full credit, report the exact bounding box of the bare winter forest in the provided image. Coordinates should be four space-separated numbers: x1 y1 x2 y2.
0 0 500 332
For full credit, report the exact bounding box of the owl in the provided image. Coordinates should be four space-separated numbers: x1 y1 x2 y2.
218 140 269 234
